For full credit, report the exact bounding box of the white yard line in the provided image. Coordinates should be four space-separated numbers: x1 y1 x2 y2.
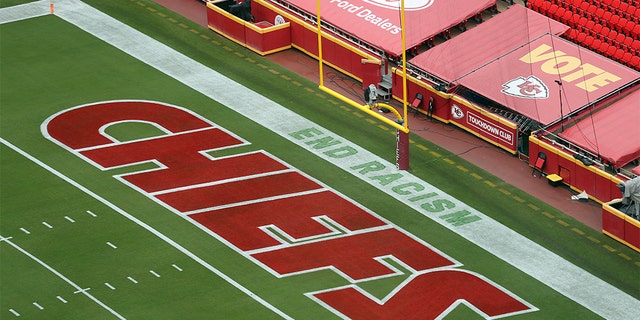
1 1 638 319
0 235 126 319
0 137 294 320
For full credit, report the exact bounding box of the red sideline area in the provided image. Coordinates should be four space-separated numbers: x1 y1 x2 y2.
153 0 603 230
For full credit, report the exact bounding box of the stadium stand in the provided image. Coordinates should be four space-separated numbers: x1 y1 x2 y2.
528 0 640 70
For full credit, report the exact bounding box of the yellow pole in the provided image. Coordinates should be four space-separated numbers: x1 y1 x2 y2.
400 0 408 131
319 85 409 132
316 0 324 87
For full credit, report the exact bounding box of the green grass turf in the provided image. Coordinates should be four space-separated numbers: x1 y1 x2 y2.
0 1 638 319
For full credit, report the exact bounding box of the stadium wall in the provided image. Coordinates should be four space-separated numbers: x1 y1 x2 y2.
207 0 382 87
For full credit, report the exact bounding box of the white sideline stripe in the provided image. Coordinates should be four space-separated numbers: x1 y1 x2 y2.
1 1 638 319
0 0 49 23
0 137 293 320
0 234 125 319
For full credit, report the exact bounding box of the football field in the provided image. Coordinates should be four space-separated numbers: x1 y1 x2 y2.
1 0 639 319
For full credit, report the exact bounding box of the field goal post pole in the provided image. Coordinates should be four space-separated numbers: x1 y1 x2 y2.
397 0 409 170
315 0 410 170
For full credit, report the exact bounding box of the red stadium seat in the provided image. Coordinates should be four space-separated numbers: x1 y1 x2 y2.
565 28 579 40
609 14 620 26
561 10 574 24
576 31 588 43
548 4 559 17
580 1 590 13
616 17 628 33
597 42 609 54
615 32 626 47
540 0 551 14
623 35 634 48
608 29 618 43
609 0 621 10
602 10 613 24
632 39 640 53
577 16 589 29
623 20 636 35
627 5 637 17
629 55 640 69
532 152 546 177
568 13 581 28
621 51 633 64
632 24 640 38
591 38 603 52
619 2 629 13
554 7 566 20
613 48 625 62
582 35 595 47
606 44 618 57
572 0 584 10
529 0 544 12
592 23 603 35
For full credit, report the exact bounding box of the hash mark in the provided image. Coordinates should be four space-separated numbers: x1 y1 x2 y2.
64 216 75 223
105 283 116 290
42 222 53 229
172 264 183 272
86 210 97 217
56 296 68 303
106 242 117 249
127 276 138 284
33 302 44 310
20 228 30 234
150 270 161 278
9 308 20 316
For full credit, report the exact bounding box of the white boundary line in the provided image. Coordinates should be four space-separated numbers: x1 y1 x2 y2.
1 1 639 319
0 235 126 319
0 137 293 320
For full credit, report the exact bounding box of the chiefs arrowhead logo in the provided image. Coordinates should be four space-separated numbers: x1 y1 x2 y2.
502 75 549 99
451 104 464 119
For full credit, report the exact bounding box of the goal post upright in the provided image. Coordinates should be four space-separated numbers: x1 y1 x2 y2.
397 0 410 170
315 0 410 170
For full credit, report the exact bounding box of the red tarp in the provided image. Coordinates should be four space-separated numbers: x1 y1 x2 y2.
410 4 570 83
559 89 640 168
452 34 640 125
276 0 496 56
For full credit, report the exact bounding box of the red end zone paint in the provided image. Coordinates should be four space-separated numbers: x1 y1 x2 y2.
43 101 535 318
191 190 388 251
313 270 530 319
